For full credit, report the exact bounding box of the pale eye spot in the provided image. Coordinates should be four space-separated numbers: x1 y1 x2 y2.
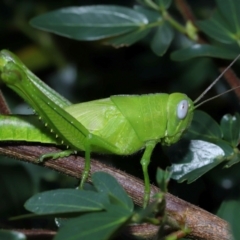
177 100 188 119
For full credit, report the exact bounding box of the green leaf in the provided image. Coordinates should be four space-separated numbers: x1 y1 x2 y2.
104 5 162 47
134 5 161 22
216 0 240 35
30 6 148 40
184 111 235 157
104 28 151 47
24 189 108 214
171 44 239 61
92 172 133 211
150 22 174 56
54 206 132 240
183 111 235 164
220 113 240 147
168 140 226 183
214 141 234 157
155 0 172 10
0 230 26 240
197 11 236 44
217 197 240 240
197 0 240 44
185 110 223 142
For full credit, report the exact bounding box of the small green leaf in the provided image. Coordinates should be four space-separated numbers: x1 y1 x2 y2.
169 140 226 183
54 206 132 240
197 0 240 45
186 21 198 41
197 11 236 44
185 110 223 142
24 189 108 214
92 172 133 211
30 6 148 40
0 230 26 240
216 0 240 36
184 111 235 158
150 22 174 56
220 113 240 147
217 197 240 240
104 28 151 47
171 44 238 61
155 0 172 10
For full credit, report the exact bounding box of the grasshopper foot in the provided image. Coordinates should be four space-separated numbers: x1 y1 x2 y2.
38 149 75 163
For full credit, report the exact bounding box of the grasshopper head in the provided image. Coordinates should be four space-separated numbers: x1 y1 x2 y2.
163 92 194 145
0 50 23 70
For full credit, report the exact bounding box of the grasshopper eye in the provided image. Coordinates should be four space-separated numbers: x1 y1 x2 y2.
177 100 188 119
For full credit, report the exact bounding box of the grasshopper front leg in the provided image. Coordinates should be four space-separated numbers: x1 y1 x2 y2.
140 141 157 207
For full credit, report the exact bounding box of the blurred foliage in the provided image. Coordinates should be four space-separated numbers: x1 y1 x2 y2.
1 0 240 239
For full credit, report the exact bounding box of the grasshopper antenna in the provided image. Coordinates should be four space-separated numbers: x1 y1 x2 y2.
194 54 240 105
194 85 240 109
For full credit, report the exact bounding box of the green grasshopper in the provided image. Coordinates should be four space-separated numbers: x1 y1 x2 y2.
0 50 238 207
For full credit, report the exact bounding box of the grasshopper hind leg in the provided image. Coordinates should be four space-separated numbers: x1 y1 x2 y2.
79 133 118 189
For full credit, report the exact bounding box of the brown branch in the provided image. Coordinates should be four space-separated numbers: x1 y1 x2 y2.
11 229 56 240
0 90 10 114
175 0 196 23
0 144 231 240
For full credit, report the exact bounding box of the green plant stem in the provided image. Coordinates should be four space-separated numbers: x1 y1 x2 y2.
141 9 187 35
163 11 186 34
143 1 197 39
142 12 186 35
